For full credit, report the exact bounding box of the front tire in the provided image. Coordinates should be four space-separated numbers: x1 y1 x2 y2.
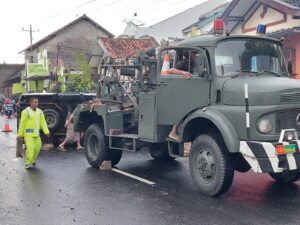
269 170 300 183
189 134 234 196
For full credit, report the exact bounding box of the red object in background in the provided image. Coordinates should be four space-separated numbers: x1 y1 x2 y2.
4 98 11 104
2 116 12 132
214 19 224 31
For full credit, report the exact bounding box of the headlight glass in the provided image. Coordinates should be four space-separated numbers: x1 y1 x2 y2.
257 119 273 134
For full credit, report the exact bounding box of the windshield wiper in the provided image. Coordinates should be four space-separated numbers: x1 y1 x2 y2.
258 70 288 77
231 70 258 78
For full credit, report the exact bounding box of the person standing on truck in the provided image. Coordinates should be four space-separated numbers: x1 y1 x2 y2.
18 97 50 169
167 50 193 140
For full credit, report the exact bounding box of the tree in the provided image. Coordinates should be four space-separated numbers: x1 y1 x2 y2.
65 53 96 92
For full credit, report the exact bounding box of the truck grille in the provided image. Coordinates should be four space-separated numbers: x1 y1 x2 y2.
279 92 300 103
276 110 300 133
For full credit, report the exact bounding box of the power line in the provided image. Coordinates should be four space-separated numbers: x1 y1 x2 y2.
86 0 123 14
116 0 168 17
45 0 97 20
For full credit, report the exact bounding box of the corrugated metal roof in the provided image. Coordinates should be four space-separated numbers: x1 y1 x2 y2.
99 38 158 59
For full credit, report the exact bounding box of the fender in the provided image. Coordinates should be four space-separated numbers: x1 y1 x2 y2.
73 104 106 133
178 107 239 153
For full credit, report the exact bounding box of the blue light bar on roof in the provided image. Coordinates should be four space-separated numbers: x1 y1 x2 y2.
256 24 266 35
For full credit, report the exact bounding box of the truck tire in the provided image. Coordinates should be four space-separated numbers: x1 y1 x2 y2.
84 124 108 168
148 143 175 161
269 170 300 183
189 134 234 196
44 108 61 130
84 124 122 167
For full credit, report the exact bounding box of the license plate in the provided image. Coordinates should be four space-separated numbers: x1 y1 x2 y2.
276 144 296 155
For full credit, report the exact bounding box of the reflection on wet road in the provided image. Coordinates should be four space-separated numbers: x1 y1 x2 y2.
0 116 299 225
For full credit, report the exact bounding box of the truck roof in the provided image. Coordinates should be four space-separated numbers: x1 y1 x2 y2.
177 34 282 48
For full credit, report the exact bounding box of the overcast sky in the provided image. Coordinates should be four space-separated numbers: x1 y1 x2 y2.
0 0 210 64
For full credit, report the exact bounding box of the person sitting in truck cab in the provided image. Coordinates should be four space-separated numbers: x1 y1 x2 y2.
167 50 193 140
169 50 193 79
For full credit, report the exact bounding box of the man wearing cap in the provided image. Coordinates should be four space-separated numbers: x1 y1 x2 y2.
18 97 50 169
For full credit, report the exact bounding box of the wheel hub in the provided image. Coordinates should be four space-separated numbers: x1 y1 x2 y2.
196 150 215 181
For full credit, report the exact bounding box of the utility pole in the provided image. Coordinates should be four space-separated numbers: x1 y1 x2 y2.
22 25 39 63
22 25 39 92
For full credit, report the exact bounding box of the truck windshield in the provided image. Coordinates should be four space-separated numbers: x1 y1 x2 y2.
215 39 288 77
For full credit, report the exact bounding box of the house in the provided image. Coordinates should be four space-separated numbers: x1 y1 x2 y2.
89 37 158 79
0 64 24 98
182 3 230 37
18 14 114 93
121 0 228 42
220 0 300 78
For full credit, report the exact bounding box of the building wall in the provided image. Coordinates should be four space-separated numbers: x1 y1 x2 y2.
25 19 112 68
283 33 300 78
122 0 227 42
233 4 300 35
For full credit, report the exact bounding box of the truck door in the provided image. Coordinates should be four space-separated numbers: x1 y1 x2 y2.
156 47 211 125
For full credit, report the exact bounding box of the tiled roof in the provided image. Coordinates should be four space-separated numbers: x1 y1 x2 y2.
281 0 300 8
99 38 158 59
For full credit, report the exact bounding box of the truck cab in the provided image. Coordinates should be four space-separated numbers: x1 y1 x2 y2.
74 33 300 196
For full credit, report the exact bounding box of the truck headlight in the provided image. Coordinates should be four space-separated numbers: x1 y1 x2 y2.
257 119 272 134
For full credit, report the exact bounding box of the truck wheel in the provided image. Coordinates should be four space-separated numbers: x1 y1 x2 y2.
148 143 175 161
189 134 234 196
84 124 108 168
44 108 61 130
269 170 300 183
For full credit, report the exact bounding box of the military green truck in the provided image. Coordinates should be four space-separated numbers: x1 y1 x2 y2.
73 33 300 196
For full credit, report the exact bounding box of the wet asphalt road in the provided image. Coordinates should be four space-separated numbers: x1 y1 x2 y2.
0 116 300 225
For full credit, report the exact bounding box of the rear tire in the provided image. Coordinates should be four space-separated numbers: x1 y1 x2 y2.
84 124 123 167
84 124 107 168
189 134 234 196
44 108 61 130
148 143 175 161
269 170 300 183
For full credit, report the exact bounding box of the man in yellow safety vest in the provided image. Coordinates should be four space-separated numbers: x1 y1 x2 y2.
18 97 50 169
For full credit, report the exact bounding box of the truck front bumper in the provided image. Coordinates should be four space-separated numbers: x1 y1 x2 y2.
240 140 300 173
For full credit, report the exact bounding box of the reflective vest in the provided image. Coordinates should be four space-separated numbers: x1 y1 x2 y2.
18 107 50 137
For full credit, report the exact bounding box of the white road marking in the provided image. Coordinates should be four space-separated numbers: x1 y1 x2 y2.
111 168 155 186
12 158 21 161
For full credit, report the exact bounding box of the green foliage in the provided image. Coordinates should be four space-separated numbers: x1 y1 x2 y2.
65 53 96 92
